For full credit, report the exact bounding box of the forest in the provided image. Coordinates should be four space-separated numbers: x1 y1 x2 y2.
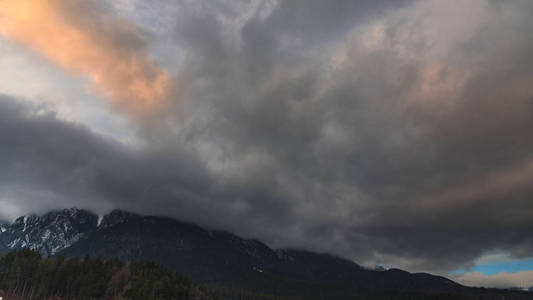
0 250 531 300
0 249 304 300
0 249 213 300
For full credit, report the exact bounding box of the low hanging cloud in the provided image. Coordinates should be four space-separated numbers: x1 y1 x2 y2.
0 0 169 116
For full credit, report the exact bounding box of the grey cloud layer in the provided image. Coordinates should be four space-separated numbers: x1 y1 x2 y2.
2 0 533 276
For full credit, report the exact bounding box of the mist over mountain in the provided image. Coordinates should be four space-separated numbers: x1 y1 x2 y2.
0 208 531 300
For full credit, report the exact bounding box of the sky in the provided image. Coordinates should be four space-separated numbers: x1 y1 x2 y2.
0 0 533 289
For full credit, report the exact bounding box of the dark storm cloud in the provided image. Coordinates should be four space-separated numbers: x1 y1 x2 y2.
258 0 413 47
166 0 533 272
0 96 211 220
0 95 298 234
2 0 533 274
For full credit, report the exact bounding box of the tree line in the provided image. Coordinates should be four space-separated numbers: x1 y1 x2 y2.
0 249 213 299
0 250 303 300
0 249 531 300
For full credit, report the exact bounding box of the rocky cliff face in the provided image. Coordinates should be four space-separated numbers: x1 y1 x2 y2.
0 207 97 256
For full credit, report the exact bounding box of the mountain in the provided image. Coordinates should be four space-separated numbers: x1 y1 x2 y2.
0 207 97 256
0 208 531 300
57 210 463 293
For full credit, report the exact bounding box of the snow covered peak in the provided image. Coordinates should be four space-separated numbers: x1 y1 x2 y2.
0 208 98 256
0 208 146 256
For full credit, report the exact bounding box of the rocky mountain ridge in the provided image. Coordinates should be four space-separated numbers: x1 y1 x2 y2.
0 208 531 300
0 207 98 256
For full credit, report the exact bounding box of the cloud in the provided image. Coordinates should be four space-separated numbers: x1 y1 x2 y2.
1 0 533 281
165 0 533 272
0 0 169 116
454 271 533 289
0 95 213 221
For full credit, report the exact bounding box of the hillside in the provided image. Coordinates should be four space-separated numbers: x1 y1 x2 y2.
0 208 531 300
0 249 218 300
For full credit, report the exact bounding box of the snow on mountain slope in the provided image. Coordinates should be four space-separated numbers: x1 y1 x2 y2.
0 207 98 256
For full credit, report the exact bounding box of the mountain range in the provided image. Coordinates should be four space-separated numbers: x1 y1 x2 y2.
0 208 531 300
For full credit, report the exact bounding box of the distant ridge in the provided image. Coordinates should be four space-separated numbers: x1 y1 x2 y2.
0 208 531 300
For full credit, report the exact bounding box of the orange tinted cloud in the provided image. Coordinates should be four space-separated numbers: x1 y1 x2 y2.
0 0 169 116
409 63 468 106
